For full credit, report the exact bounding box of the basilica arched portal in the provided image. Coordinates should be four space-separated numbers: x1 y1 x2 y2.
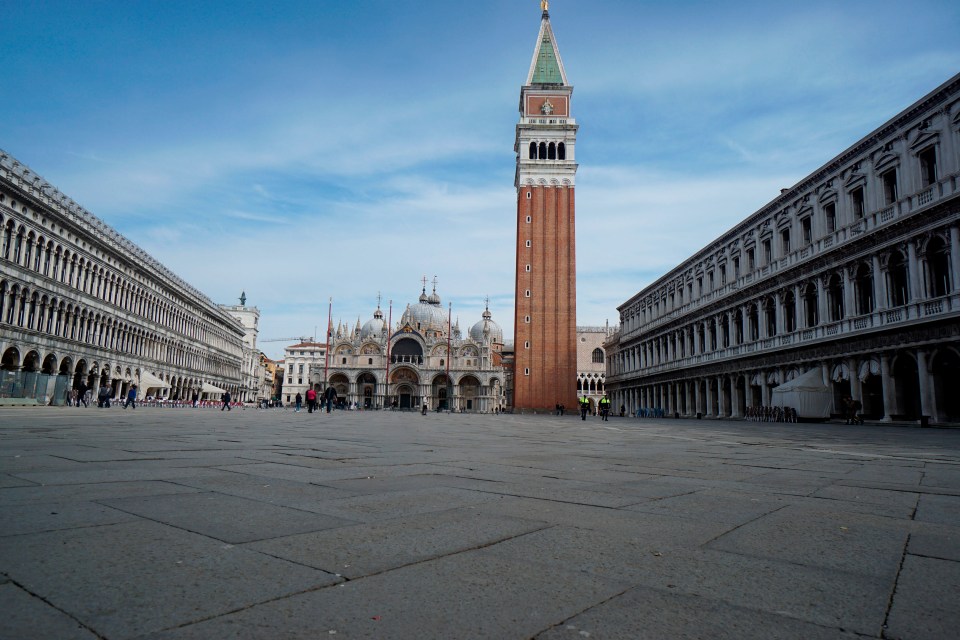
390 367 420 409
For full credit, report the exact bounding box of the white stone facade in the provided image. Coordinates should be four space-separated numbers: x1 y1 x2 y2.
576 325 617 412
282 342 327 405
294 286 506 412
220 301 267 402
0 150 245 404
605 73 960 424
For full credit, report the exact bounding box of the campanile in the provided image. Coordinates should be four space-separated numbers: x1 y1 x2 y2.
513 2 578 412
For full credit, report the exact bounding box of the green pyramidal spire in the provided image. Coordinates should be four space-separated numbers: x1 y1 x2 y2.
526 9 568 86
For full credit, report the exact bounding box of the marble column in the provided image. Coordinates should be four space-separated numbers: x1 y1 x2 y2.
880 353 895 422
872 254 887 310
731 376 742 418
907 241 921 303
917 349 931 422
717 376 726 417
950 226 960 294
705 380 714 417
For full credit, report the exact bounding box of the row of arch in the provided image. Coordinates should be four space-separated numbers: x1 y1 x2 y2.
0 209 240 354
527 141 567 161
612 346 960 424
617 231 956 373
0 345 241 403
288 368 503 412
623 134 951 331
0 279 238 379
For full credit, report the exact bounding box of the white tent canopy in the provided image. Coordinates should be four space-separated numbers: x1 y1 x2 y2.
771 367 832 419
138 371 171 390
201 382 227 395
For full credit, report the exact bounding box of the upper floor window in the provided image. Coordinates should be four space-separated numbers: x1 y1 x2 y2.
592 348 604 364
918 147 937 188
881 168 898 205
733 257 740 278
762 239 772 265
824 202 837 233
801 217 812 245
719 265 726 285
781 228 791 254
747 248 756 271
851 188 865 219
926 237 950 297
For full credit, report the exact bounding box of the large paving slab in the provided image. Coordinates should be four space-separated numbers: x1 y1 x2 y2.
1 406 959 639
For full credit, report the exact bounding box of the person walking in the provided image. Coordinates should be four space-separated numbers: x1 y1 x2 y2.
191 391 199 408
851 397 864 425
843 396 855 425
599 395 611 421
76 382 88 407
579 395 590 421
324 386 337 413
97 384 112 408
124 385 137 410
221 391 232 411
306 388 317 413
295 392 303 412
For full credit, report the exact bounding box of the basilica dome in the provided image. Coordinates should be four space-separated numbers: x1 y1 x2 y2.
360 307 387 340
470 307 503 344
401 287 448 334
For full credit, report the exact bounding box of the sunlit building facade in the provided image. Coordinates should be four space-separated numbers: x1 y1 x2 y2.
0 150 245 404
605 74 960 424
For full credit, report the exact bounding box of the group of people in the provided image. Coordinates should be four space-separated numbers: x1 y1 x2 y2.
294 387 338 414
744 406 798 422
577 394 613 421
69 384 138 409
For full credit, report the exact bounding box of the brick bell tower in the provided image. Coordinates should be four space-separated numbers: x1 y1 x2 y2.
513 1 578 412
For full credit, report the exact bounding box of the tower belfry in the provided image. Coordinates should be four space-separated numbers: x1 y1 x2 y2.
513 3 578 411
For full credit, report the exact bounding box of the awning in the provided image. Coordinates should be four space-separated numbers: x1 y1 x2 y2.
139 371 171 390
201 382 227 394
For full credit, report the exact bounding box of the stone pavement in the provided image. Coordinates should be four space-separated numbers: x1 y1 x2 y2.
0 407 958 640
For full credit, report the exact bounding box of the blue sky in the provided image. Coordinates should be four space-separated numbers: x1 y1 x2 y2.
3 0 959 359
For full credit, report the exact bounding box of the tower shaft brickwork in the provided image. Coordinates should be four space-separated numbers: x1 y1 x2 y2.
513 8 578 411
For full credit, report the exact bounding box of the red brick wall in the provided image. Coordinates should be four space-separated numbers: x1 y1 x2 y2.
514 185 577 411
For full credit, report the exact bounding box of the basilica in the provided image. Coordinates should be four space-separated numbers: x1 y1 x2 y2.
283 282 507 412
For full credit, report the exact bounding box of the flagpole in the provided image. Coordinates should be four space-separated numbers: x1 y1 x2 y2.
384 300 393 409
324 297 332 386
447 302 452 412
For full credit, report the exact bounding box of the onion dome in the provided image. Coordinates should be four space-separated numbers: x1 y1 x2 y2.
401 284 448 334
470 305 503 344
360 306 387 340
